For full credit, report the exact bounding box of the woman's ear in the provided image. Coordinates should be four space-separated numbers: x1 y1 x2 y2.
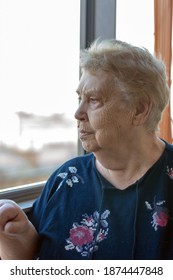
132 99 152 126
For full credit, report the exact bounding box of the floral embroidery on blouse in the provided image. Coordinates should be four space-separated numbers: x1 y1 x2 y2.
145 196 169 231
65 210 110 257
166 166 173 180
56 166 84 190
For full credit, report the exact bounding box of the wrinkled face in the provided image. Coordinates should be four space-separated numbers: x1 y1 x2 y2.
74 69 134 153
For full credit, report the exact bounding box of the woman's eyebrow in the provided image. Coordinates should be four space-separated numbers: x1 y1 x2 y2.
76 88 102 98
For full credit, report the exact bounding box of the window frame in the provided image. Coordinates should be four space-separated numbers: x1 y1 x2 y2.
0 181 45 210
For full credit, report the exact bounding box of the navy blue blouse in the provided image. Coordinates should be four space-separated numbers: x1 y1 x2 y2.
28 141 173 259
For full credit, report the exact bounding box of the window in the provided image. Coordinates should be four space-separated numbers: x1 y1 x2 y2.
0 0 80 191
116 0 154 53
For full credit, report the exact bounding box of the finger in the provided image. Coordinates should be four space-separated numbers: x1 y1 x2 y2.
0 203 19 232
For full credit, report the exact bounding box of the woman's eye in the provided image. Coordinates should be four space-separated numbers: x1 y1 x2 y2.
89 98 98 103
89 98 101 108
78 96 82 103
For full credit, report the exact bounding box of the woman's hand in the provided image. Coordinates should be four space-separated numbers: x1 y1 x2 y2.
0 200 39 259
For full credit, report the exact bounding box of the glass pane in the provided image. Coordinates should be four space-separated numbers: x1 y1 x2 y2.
0 0 80 189
116 0 154 53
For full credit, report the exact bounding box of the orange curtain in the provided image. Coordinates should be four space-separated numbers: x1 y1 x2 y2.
154 0 172 143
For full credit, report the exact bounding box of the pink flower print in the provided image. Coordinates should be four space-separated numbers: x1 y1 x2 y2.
69 226 94 247
166 166 173 179
145 197 169 231
65 210 110 257
152 210 169 230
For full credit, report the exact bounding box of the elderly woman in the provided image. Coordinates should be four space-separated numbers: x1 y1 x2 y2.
0 39 173 260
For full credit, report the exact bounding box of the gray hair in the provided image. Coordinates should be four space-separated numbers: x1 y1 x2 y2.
80 38 170 132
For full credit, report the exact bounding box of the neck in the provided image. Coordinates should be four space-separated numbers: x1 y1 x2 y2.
94 135 165 190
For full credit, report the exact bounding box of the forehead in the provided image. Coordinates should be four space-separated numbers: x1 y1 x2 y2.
76 69 113 95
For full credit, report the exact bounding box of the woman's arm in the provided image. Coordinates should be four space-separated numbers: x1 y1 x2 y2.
0 200 39 260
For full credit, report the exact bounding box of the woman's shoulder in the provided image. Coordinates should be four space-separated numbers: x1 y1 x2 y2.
165 141 173 153
47 153 95 186
32 153 96 208
164 141 173 164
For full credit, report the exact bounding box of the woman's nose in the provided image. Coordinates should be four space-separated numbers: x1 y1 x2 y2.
74 101 88 122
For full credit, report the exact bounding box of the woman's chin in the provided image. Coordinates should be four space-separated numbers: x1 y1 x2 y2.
81 140 100 153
